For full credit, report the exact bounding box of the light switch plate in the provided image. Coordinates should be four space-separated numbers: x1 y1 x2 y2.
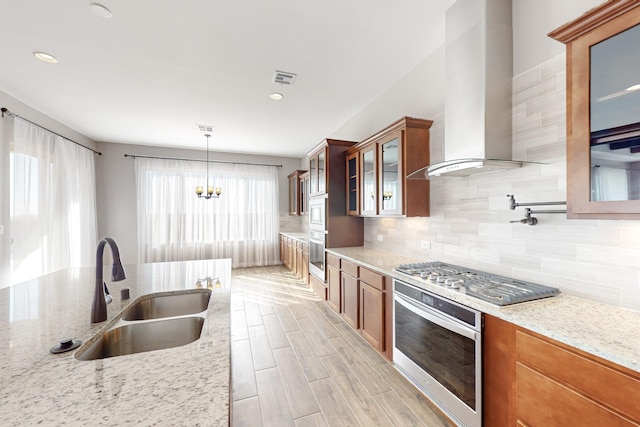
0 225 4 235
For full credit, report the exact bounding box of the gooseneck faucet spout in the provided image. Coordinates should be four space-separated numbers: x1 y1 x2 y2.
91 237 126 323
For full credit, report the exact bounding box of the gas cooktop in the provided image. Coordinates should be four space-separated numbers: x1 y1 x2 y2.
395 261 560 306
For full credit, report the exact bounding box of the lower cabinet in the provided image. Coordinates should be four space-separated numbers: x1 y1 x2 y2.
327 255 341 312
326 252 387 356
280 234 309 284
341 272 359 329
484 314 640 426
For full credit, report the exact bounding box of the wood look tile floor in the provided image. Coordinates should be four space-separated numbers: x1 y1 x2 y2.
230 266 455 427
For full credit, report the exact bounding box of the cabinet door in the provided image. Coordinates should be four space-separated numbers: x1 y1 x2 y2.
360 145 377 215
309 156 318 195
301 246 309 285
379 131 403 215
360 282 384 352
346 152 359 215
295 245 303 277
288 175 299 215
300 173 309 215
341 273 359 329
317 150 326 194
327 265 341 313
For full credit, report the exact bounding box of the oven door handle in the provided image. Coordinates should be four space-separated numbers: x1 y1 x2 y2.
395 293 478 341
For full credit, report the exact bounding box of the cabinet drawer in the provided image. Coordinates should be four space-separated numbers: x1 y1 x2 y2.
516 330 640 421
359 267 384 291
326 253 341 269
516 362 636 427
341 260 359 277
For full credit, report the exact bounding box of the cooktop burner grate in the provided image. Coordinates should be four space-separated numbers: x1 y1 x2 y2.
395 262 560 306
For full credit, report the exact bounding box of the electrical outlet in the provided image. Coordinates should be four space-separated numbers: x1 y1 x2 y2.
420 240 431 250
377 234 383 242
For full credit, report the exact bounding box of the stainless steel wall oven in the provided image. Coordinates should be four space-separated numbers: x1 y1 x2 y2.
308 230 326 280
393 279 482 427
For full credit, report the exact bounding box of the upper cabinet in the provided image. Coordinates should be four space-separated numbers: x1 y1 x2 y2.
549 2 640 219
346 152 359 216
287 170 307 215
346 117 432 217
307 139 364 248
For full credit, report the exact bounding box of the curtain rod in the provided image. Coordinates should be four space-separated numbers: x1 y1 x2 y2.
1 107 102 156
124 153 283 168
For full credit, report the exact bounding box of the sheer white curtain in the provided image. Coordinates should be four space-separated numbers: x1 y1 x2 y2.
135 157 280 268
9 119 97 285
591 166 629 201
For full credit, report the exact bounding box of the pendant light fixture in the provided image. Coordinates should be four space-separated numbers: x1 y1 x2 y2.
195 133 221 199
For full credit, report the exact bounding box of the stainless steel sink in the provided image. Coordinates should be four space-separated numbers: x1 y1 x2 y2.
75 316 205 361
121 289 211 321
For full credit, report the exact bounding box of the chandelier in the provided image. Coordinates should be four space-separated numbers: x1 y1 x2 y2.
195 133 222 199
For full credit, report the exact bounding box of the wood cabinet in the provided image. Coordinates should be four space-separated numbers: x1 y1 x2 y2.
287 170 307 215
484 314 640 426
358 267 385 352
345 117 432 217
299 171 309 216
279 234 309 284
346 152 359 215
359 145 377 216
306 139 364 299
326 254 341 312
340 260 360 329
325 252 387 356
549 2 640 219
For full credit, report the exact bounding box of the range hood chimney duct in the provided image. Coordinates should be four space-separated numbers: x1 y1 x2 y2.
424 0 523 177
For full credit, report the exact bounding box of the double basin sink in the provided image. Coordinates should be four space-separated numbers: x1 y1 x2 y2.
75 289 212 361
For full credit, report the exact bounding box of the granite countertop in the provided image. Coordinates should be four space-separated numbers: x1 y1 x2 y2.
279 231 309 243
0 259 232 426
327 246 640 373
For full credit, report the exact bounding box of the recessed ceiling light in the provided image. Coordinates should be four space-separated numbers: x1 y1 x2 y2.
33 52 58 64
90 3 113 18
270 93 284 100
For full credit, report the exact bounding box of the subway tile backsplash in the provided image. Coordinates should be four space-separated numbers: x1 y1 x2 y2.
364 53 640 311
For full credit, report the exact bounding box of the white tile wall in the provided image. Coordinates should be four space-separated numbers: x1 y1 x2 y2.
365 53 640 311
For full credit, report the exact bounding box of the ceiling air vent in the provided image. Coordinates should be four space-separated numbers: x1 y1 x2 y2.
197 124 214 132
272 70 297 85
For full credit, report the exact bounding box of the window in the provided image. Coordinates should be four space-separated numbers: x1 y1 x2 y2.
135 157 280 268
9 120 97 285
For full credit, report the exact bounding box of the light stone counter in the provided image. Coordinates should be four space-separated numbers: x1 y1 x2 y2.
0 259 232 426
280 231 309 243
327 247 640 373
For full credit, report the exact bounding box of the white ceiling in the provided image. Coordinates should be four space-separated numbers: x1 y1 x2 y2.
0 0 453 157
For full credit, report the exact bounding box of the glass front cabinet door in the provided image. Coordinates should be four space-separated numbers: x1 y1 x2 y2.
346 152 359 215
360 145 377 215
549 2 640 219
378 131 402 216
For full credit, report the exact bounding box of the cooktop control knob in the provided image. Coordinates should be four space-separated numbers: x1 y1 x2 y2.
445 279 460 289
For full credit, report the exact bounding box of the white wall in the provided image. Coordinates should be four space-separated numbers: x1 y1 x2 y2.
512 0 603 75
95 141 303 264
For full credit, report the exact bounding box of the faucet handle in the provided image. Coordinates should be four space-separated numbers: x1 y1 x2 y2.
103 282 113 304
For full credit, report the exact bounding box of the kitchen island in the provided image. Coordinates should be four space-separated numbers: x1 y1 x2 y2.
0 259 231 426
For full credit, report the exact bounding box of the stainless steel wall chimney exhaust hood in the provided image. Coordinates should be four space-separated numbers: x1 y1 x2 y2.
418 0 523 178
